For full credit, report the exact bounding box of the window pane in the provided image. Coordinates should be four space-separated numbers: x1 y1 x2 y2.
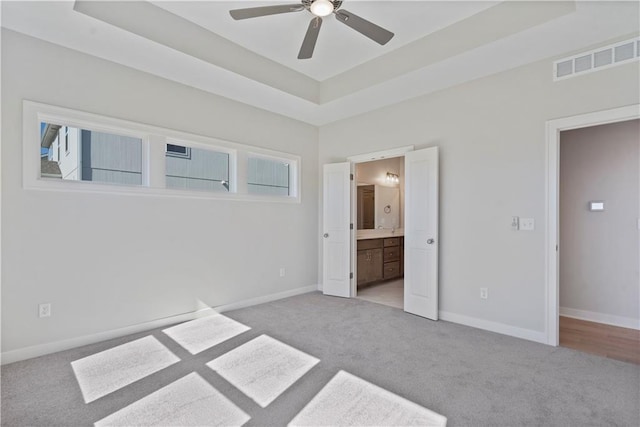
166 144 189 156
40 122 143 185
165 144 229 192
247 156 290 196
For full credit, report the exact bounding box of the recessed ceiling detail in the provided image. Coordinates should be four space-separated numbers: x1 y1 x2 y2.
2 1 639 125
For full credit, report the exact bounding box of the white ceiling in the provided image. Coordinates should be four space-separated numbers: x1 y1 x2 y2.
152 1 500 81
2 1 639 126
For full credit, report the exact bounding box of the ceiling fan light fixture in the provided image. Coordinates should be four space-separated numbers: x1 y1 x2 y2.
310 0 334 17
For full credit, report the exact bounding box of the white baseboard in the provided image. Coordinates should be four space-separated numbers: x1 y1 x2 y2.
560 307 640 330
439 311 547 345
212 285 318 313
1 285 317 365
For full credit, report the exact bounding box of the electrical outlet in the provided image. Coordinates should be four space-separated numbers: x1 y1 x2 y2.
480 288 488 300
279 268 286 277
519 218 535 231
39 303 51 318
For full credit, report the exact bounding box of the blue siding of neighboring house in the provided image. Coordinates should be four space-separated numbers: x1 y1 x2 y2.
248 157 289 196
73 130 289 195
81 130 142 185
166 147 229 192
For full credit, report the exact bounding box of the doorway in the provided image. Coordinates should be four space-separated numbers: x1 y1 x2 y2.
558 119 639 364
322 145 440 320
354 157 405 309
545 104 640 355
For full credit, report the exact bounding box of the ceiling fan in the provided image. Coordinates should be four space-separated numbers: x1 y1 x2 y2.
229 0 394 59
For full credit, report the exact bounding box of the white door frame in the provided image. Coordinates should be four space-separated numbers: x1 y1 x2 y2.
545 104 639 346
347 146 414 297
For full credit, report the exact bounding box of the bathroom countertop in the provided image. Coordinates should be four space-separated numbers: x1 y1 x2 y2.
356 229 404 240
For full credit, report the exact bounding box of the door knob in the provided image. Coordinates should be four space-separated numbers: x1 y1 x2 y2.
323 233 329 238
427 238 435 244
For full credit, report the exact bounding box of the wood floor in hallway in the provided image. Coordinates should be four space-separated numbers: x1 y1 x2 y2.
559 316 640 364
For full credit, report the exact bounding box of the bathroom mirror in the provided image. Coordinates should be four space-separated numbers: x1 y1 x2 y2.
357 185 400 230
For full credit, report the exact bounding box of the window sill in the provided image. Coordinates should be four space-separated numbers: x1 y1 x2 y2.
27 177 301 204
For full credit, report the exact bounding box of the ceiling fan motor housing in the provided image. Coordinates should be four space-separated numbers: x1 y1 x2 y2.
302 0 343 13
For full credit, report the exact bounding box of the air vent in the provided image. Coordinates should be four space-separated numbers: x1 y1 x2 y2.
554 38 639 81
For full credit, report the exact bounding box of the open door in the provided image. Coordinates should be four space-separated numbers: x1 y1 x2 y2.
404 147 439 319
322 162 352 297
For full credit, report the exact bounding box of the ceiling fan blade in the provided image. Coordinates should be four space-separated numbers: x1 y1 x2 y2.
334 9 394 45
298 17 323 60
229 4 304 20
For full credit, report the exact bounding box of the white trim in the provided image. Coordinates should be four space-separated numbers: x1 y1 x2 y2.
545 104 640 346
0 285 317 365
439 311 547 344
560 307 640 330
347 146 414 163
1 308 214 365
350 162 357 298
214 285 317 313
23 101 301 203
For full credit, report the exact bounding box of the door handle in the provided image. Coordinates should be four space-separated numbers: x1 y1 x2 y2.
427 238 435 244
323 233 329 238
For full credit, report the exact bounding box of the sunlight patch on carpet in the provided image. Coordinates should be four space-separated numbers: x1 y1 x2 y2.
288 370 447 426
71 336 180 403
207 334 319 408
162 314 250 354
94 372 250 426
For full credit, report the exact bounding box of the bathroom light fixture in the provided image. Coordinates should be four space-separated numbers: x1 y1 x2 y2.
310 0 334 17
386 172 399 184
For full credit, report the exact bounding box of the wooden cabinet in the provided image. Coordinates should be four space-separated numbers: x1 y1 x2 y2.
357 236 403 286
382 237 402 280
357 247 383 285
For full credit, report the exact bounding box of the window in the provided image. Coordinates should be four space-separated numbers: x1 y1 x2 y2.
64 128 70 154
40 121 143 185
247 155 291 196
165 143 230 193
26 102 300 202
166 143 191 159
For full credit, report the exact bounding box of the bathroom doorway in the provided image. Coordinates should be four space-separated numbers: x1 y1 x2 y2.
354 157 405 309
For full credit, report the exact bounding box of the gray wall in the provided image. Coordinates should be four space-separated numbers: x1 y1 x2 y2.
559 120 639 323
1 29 319 353
319 37 639 335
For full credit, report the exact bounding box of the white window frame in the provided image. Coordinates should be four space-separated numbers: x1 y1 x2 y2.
23 101 301 203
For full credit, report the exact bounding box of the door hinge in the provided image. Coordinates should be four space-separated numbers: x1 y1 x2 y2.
350 272 353 279
556 244 558 252
350 223 354 230
350 173 354 181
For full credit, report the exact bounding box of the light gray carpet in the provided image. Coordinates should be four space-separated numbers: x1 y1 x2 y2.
2 292 639 426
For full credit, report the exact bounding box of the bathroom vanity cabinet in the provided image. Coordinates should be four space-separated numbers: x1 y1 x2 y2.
357 236 404 286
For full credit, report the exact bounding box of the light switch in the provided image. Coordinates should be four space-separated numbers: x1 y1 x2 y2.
589 201 605 211
511 216 520 231
519 218 535 231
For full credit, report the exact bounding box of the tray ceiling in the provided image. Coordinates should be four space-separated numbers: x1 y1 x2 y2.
2 1 639 125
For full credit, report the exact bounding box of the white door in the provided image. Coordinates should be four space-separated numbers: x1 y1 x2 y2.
404 147 439 319
322 162 352 297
